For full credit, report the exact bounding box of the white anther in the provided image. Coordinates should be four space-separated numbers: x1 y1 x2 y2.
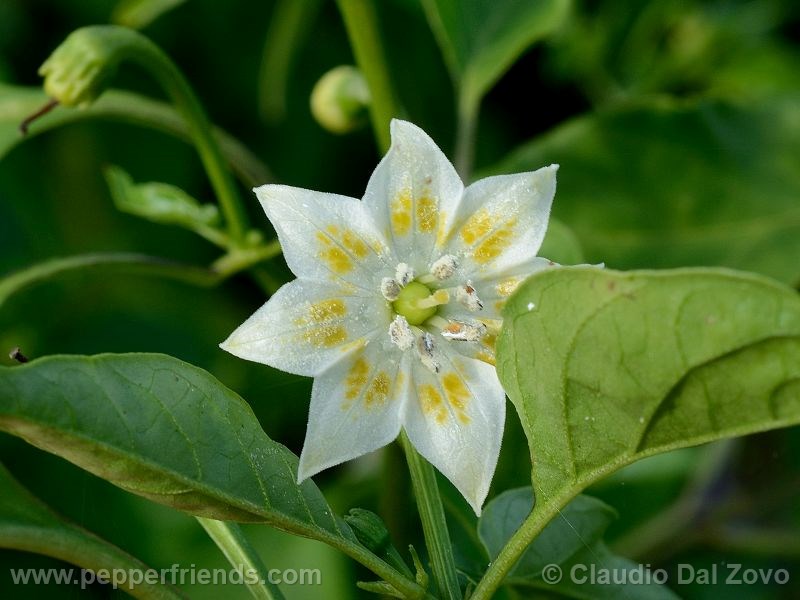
456 282 484 311
395 263 415 286
381 277 401 301
440 320 487 342
430 254 458 280
389 315 414 351
416 331 440 373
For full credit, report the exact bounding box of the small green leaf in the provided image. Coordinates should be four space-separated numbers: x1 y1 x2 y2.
0 462 185 599
487 97 800 285
421 0 570 107
479 490 678 599
497 267 800 539
0 353 423 597
104 165 224 244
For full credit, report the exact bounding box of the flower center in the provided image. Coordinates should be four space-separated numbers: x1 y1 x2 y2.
392 280 437 325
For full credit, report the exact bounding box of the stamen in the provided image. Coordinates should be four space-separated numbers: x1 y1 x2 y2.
381 277 401 301
412 289 450 310
395 263 415 286
416 331 440 373
456 282 483 312
430 254 458 280
440 320 487 342
389 315 414 350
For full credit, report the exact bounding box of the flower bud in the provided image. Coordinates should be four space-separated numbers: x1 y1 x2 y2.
344 508 391 554
38 26 130 108
310 65 370 134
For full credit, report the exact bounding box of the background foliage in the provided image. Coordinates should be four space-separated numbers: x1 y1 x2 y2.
1 0 799 598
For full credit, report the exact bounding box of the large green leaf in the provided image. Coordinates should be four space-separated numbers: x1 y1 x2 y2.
479 490 677 599
487 97 800 285
421 0 570 107
491 267 800 585
0 353 423 597
0 462 185 599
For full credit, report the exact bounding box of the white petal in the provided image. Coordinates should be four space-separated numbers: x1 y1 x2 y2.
441 256 558 321
442 165 558 278
297 340 409 481
255 184 394 290
220 278 390 377
403 348 505 514
362 119 464 271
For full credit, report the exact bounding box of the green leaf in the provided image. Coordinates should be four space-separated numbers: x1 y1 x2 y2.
0 353 424 597
500 267 800 504
487 97 800 285
104 165 225 246
421 0 570 107
0 83 270 187
0 461 185 599
479 490 677 599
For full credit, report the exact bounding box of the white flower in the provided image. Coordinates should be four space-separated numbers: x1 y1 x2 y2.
221 120 558 514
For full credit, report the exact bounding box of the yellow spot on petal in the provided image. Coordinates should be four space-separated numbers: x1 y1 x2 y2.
460 209 497 245
483 332 497 351
473 218 517 264
418 384 446 424
443 373 469 411
345 357 370 401
496 277 522 297
391 189 412 236
436 211 449 247
316 231 353 274
340 228 369 258
365 372 391 407
303 325 347 348
477 351 496 366
307 299 347 322
416 195 437 233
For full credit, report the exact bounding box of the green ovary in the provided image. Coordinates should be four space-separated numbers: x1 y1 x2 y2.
393 281 436 325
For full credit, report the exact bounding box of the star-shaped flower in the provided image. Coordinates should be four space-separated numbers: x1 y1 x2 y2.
221 120 557 514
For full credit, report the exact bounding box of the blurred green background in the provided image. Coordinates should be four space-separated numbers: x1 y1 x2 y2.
1 0 799 598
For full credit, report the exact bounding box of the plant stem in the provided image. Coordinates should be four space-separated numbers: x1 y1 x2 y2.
400 432 461 600
470 489 573 600
0 247 283 310
197 518 285 600
336 0 401 153
454 94 478 181
114 28 250 243
9 85 272 187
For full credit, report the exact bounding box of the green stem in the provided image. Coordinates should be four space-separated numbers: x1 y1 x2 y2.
454 94 478 181
6 85 272 187
470 489 574 600
0 248 283 310
197 518 285 600
112 27 250 243
335 0 401 152
400 432 461 600
259 0 323 122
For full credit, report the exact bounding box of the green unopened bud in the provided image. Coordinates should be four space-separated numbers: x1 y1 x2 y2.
344 508 391 554
310 65 370 134
38 26 132 108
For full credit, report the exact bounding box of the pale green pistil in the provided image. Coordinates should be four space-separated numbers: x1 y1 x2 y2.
393 281 439 325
